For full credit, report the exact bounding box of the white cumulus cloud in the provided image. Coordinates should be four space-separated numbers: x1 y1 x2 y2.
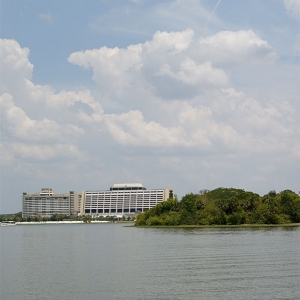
0 29 298 189
197 30 276 66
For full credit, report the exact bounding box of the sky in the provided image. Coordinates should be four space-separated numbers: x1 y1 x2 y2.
0 0 299 213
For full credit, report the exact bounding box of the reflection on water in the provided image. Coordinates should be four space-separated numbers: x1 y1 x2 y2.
1 224 299 300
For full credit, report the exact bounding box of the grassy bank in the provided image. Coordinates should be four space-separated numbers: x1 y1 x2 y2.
134 223 300 228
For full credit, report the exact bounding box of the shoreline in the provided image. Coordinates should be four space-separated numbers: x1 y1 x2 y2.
133 223 300 228
12 220 111 225
3 221 299 227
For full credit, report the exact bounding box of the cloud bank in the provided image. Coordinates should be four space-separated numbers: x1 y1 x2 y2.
0 24 299 212
1 28 297 155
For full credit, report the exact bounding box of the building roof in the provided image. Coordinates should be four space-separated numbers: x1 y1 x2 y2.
111 183 144 188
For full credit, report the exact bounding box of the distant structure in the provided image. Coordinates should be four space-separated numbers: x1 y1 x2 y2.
22 188 81 218
84 183 173 217
22 184 173 218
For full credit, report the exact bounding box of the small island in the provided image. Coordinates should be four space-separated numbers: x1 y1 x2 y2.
135 188 300 226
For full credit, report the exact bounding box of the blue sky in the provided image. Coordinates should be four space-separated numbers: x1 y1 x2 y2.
1 0 299 213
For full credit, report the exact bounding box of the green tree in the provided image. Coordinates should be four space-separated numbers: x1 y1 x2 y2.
196 202 223 225
261 190 279 223
163 212 180 226
180 194 197 212
135 213 147 226
279 190 300 222
146 216 163 226
135 187 300 226
227 212 246 225
82 215 92 223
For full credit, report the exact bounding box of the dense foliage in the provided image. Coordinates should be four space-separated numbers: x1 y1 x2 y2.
0 213 75 223
135 188 300 226
0 213 130 223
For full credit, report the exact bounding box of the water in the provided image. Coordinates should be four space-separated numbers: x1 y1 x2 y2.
1 224 299 300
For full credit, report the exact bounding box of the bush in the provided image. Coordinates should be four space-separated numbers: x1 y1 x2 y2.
228 212 246 225
163 212 180 226
146 216 163 226
135 213 147 226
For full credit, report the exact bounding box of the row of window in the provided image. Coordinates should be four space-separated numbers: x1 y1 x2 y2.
85 199 162 203
24 200 73 204
24 205 71 208
23 207 74 213
85 205 159 208
86 192 164 195
84 199 162 202
24 203 70 205
85 208 148 214
85 204 160 208
110 187 146 191
86 194 164 198
86 198 163 202
24 197 69 200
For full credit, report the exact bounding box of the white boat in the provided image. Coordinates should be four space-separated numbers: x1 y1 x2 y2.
1 221 16 226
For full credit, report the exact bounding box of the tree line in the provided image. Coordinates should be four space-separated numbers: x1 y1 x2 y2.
0 213 133 223
135 188 300 226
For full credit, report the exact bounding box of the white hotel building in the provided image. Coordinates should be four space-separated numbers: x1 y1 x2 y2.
83 183 174 217
22 188 81 218
22 184 174 218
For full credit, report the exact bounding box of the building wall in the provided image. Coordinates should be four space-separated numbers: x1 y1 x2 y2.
22 184 174 218
83 184 174 217
79 191 85 216
22 188 75 218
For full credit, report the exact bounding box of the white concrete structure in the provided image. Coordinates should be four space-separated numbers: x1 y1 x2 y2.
22 184 174 218
83 183 174 217
22 189 82 218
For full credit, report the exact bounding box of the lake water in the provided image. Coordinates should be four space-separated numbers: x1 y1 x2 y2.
0 224 299 300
